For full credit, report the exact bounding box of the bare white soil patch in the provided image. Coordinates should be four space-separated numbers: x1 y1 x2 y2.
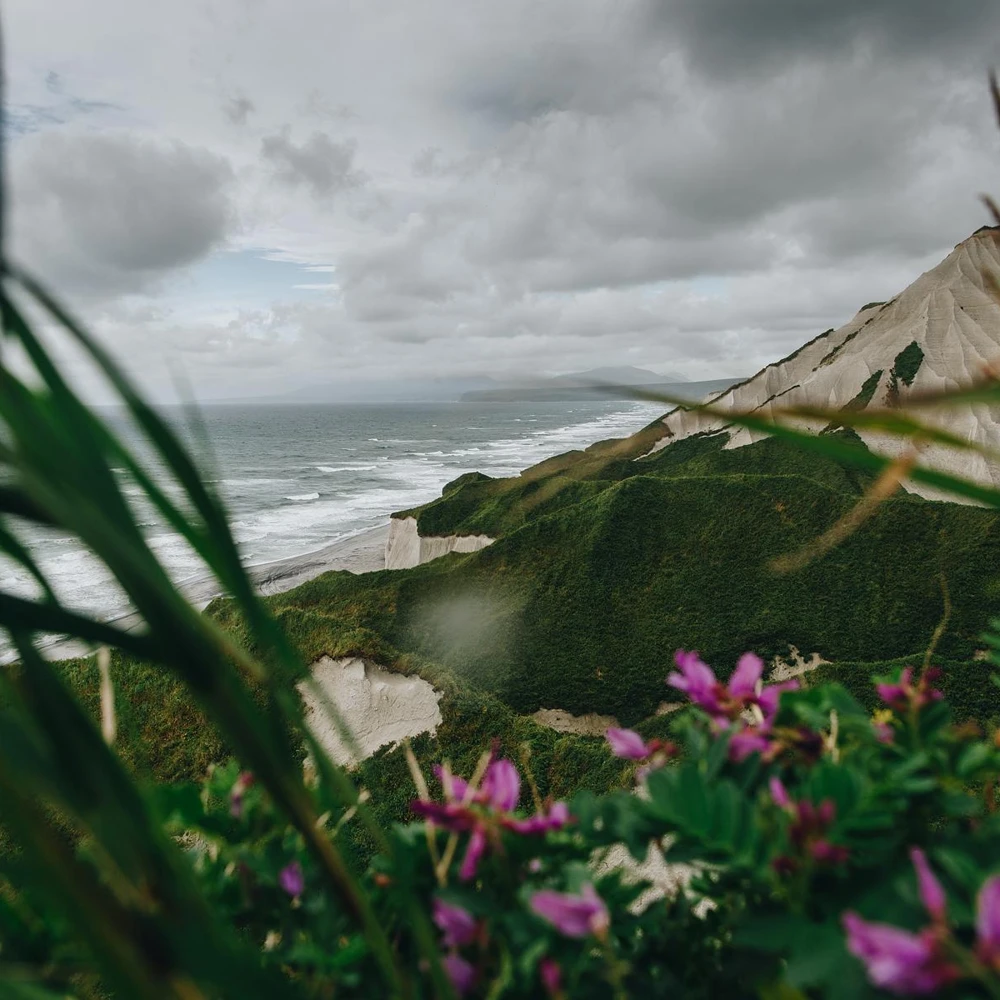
299 656 442 767
531 707 620 736
770 644 829 683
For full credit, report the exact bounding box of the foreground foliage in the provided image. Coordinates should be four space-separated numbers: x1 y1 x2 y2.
13 650 1000 999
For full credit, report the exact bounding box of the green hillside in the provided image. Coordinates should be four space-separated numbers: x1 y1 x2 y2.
226 433 1000 726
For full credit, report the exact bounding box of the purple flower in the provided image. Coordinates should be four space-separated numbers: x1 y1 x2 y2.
278 861 304 899
976 876 1000 968
729 652 765 697
810 840 849 865
877 667 944 714
508 801 573 835
414 756 571 881
459 828 488 882
667 650 728 718
757 680 800 721
874 721 894 744
910 849 947 925
843 913 958 995
433 899 477 949
769 783 847 869
539 957 563 996
530 884 609 938
606 727 653 760
433 764 472 803
481 759 520 812
441 953 476 996
769 776 792 810
729 726 774 762
667 650 799 729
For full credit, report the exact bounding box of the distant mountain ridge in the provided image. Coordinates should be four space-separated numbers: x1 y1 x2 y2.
459 366 744 404
461 377 739 403
644 226 1000 498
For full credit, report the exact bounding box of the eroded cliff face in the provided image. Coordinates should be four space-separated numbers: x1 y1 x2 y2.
298 656 442 767
385 516 495 570
644 228 1000 499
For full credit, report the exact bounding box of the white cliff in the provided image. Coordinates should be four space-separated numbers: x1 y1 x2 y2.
645 228 1000 499
298 656 442 767
385 516 495 570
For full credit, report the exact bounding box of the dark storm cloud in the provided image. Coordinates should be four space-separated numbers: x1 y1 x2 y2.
646 0 1000 77
260 129 366 198
9 130 234 296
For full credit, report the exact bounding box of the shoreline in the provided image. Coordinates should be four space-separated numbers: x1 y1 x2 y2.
32 523 390 663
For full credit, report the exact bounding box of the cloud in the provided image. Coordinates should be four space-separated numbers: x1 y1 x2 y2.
8 129 235 299
5 0 1000 396
260 129 366 198
224 95 255 125
645 0 1000 78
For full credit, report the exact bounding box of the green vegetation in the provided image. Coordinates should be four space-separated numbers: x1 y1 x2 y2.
49 423 999 807
211 434 1000 734
810 655 999 726
891 339 925 387
843 368 884 411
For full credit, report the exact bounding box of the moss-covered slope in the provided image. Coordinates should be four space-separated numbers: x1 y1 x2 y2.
256 439 1000 725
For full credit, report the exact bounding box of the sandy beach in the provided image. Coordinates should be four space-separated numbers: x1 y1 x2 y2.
34 523 390 662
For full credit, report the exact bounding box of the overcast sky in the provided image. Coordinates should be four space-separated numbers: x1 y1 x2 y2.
5 0 1000 401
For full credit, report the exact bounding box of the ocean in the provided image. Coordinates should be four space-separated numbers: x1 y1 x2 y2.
3 399 664 634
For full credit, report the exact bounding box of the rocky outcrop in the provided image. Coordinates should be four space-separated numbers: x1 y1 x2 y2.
643 228 1000 500
385 516 495 570
298 656 442 767
531 707 620 736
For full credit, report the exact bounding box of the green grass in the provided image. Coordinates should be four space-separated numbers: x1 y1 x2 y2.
844 369 884 411
244 456 1000 726
891 341 925 388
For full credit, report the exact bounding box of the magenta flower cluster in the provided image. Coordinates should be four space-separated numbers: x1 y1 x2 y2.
877 667 944 714
530 884 610 939
667 650 799 761
411 755 571 881
604 727 678 779
433 898 479 995
844 848 1000 995
769 777 848 871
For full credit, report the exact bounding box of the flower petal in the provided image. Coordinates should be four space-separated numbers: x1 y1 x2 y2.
278 861 304 898
910 849 947 924
433 899 477 949
459 828 487 882
757 680 799 720
482 759 520 812
442 953 476 996
728 652 763 698
530 884 609 938
769 776 792 810
843 913 957 994
606 727 651 760
977 876 1000 964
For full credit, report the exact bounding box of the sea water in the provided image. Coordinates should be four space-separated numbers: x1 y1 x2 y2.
2 399 664 631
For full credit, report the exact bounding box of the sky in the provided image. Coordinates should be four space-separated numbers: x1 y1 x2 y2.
4 0 1000 401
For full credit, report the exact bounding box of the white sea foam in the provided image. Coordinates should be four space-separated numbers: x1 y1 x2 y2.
3 401 663 640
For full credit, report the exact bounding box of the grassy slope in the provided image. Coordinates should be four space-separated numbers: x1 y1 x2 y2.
274 469 999 725
55 430 1000 793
